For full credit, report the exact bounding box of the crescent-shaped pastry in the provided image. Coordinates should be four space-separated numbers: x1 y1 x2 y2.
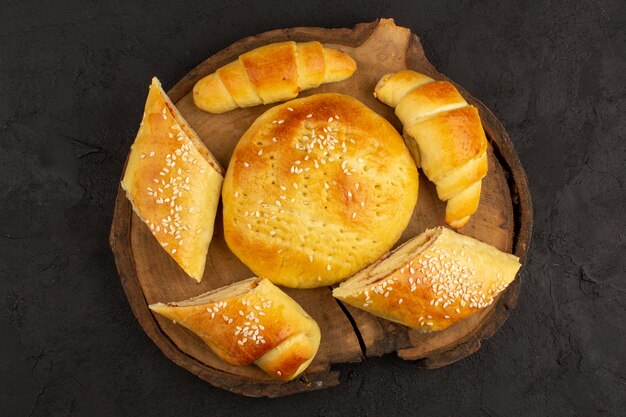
374 70 489 228
193 41 356 113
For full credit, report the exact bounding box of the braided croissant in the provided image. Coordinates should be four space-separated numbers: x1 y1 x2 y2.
374 70 488 228
193 41 357 114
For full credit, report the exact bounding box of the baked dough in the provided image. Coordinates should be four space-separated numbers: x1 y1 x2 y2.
121 77 224 281
222 93 419 288
333 226 521 331
193 41 356 113
149 277 321 381
374 70 488 228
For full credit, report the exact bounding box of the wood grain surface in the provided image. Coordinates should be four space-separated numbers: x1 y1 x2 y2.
110 18 532 397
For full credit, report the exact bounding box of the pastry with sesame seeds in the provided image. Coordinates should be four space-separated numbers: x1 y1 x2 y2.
222 93 419 288
121 77 224 282
149 277 321 381
374 70 489 229
333 227 521 331
193 41 356 113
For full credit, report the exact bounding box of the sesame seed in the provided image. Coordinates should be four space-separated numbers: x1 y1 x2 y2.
327 264 331 271
243 162 250 167
257 149 263 156
306 114 312 118
234 191 239 198
149 151 155 157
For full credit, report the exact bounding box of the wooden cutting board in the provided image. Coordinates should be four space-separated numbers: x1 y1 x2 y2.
109 18 532 397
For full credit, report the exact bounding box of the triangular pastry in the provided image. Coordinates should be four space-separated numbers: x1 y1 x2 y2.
333 227 521 331
121 77 224 281
150 277 321 380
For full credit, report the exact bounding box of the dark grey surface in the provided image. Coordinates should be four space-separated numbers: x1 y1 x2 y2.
1 0 624 415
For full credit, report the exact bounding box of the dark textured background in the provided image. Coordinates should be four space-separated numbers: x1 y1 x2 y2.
1 0 625 415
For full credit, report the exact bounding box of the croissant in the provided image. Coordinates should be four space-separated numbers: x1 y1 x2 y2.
374 70 488 228
333 226 521 331
193 41 357 113
121 77 224 281
149 277 321 381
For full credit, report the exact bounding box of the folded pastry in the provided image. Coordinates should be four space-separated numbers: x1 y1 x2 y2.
149 277 321 381
374 70 489 228
221 93 419 288
333 227 521 331
193 41 357 113
121 77 224 281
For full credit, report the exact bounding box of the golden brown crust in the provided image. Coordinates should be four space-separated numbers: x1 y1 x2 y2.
192 73 238 114
295 41 326 90
216 60 263 108
121 77 223 281
408 106 488 181
240 42 299 104
149 278 321 381
222 93 419 288
321 47 357 82
193 41 356 113
374 70 489 228
373 70 434 107
333 227 521 331
396 81 467 125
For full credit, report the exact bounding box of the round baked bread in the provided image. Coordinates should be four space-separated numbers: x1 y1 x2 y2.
222 93 419 288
